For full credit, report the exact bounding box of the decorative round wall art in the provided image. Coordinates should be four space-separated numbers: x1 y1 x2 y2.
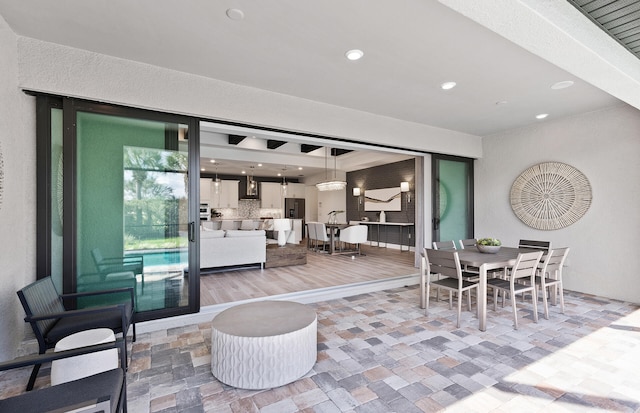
510 162 592 230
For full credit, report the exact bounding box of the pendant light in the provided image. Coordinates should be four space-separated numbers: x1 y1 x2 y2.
316 147 346 191
247 166 257 196
213 166 221 194
281 167 288 197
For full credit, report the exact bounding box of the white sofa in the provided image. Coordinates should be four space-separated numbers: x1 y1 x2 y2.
200 229 267 269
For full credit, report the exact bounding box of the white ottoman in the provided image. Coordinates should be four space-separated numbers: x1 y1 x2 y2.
51 328 118 385
211 301 317 390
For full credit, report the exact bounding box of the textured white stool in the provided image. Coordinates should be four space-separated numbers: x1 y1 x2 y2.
51 328 118 385
211 301 317 390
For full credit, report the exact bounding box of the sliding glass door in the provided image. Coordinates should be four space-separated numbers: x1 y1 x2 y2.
37 97 200 321
432 155 474 243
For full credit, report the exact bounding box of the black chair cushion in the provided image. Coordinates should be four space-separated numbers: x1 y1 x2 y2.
0 368 123 412
45 302 133 344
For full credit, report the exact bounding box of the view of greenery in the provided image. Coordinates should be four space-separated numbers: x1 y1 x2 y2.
123 147 188 249
124 236 188 251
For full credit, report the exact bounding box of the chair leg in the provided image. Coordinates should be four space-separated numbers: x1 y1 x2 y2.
541 284 550 320
456 291 462 328
558 284 565 314
425 285 431 316
531 288 539 323
475 289 479 317
26 363 41 391
511 289 519 329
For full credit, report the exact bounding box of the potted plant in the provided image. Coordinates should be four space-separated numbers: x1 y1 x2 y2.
477 237 501 253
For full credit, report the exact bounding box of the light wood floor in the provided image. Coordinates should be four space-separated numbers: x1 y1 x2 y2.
199 243 417 306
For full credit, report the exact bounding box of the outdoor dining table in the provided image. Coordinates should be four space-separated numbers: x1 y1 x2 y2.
420 246 529 331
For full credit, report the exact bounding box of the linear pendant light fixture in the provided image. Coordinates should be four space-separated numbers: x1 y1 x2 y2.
316 147 346 191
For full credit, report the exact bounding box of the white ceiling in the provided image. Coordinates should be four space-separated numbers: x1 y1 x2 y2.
0 0 636 177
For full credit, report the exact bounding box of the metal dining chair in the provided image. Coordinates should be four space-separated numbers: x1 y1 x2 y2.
432 240 457 250
431 240 457 301
536 247 570 319
306 222 317 251
459 239 477 249
423 248 478 328
486 250 543 329
518 239 552 252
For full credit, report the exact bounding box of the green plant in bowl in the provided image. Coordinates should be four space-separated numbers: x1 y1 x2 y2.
477 238 501 246
477 238 501 253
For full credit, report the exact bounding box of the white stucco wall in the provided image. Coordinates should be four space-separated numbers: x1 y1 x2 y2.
16 37 482 158
475 104 640 304
0 15 36 360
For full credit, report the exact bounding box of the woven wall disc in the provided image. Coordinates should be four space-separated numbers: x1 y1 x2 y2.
510 162 592 230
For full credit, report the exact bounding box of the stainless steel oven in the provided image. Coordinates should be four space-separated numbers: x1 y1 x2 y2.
199 203 210 221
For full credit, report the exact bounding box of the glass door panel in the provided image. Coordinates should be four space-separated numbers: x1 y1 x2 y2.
75 111 190 314
433 156 473 243
50 107 64 293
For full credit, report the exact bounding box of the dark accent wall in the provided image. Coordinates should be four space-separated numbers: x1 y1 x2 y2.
347 159 415 247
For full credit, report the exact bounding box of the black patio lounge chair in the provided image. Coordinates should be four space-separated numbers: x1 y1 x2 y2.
91 247 145 292
0 338 127 412
17 276 135 391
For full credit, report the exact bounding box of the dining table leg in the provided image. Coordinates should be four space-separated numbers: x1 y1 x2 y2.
479 264 487 331
329 230 334 254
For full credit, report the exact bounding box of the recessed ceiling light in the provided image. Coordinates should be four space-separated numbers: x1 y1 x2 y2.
241 170 246 174
277 173 282 177
257 163 263 167
536 113 549 120
298 167 303 170
345 49 364 61
201 168 205 171
551 80 574 90
210 160 216 163
226 8 245 20
441 82 457 90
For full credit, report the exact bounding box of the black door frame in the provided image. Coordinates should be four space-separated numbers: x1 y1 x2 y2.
36 95 200 321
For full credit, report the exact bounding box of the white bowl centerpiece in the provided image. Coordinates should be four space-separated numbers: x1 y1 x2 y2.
477 237 501 253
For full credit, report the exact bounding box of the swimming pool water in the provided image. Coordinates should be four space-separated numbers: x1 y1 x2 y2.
131 249 188 267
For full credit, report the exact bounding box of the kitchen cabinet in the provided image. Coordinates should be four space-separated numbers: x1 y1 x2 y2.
211 180 239 209
286 183 305 198
261 182 283 209
200 178 212 203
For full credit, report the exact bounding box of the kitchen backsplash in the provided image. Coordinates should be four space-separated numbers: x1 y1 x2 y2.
216 199 282 219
